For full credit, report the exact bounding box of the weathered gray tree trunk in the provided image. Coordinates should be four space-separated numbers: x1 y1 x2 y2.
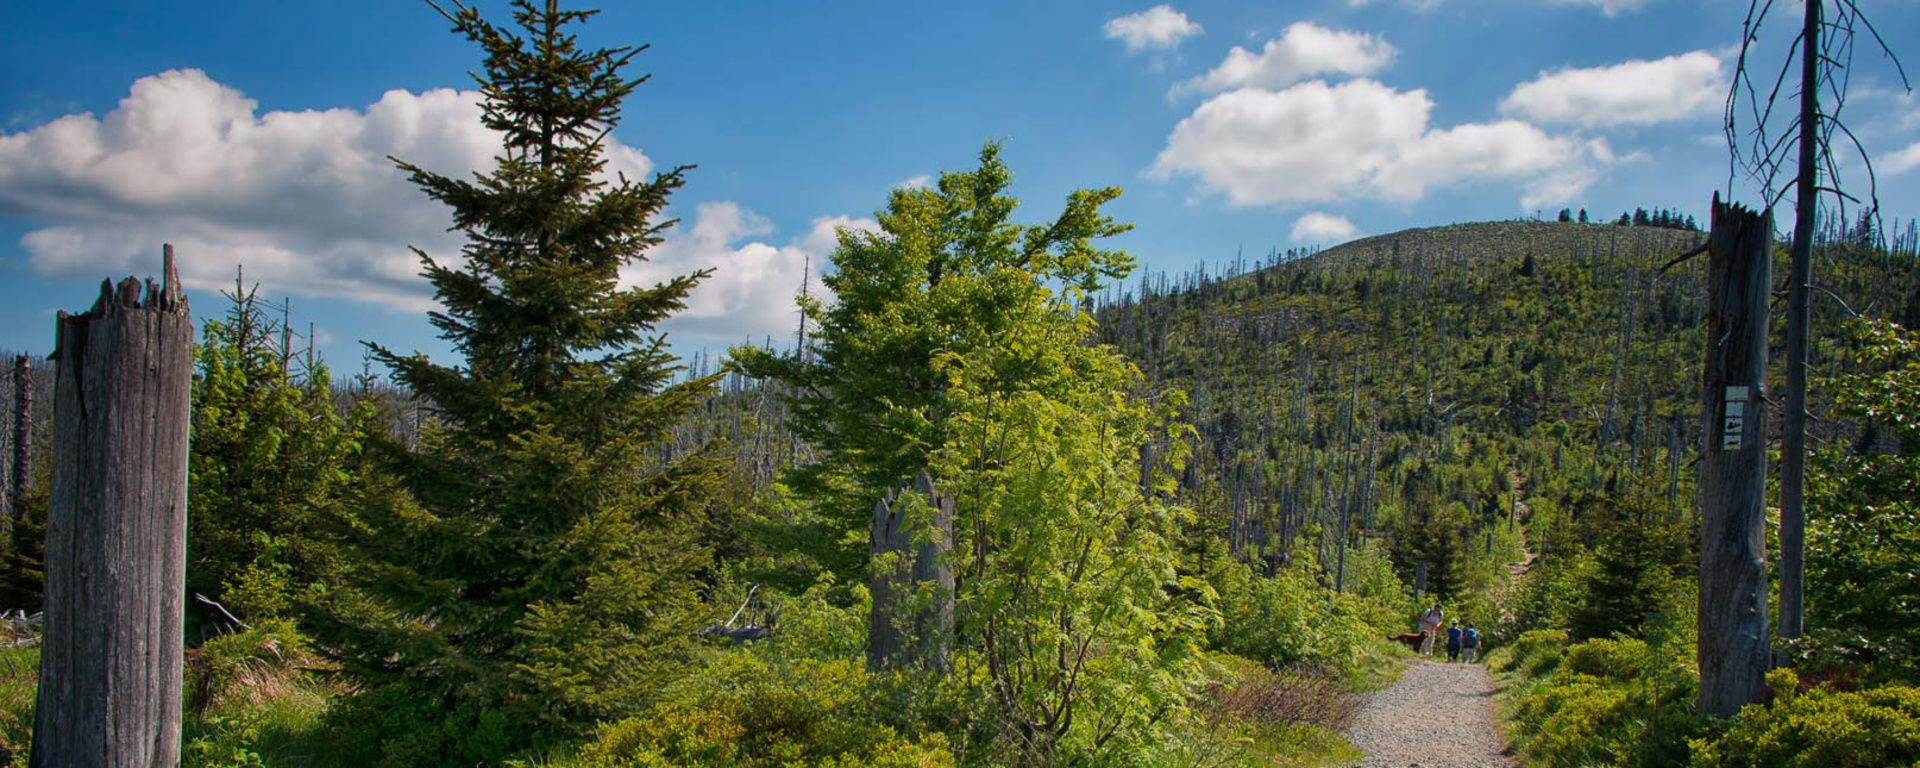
868 470 955 673
1696 197 1773 718
1778 0 1822 663
32 248 191 768
6 354 31 533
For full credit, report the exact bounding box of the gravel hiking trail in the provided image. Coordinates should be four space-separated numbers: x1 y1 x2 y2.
1344 660 1512 768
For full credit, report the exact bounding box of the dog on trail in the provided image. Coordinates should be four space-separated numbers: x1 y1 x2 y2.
1388 632 1425 653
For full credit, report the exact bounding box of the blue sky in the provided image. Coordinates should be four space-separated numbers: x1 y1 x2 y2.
3 0 1917 367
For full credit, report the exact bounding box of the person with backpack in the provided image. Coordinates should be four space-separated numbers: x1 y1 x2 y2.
1462 621 1481 663
1445 619 1464 662
1418 602 1444 656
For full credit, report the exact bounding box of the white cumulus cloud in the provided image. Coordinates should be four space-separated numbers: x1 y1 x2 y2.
1180 22 1394 94
1290 212 1359 243
624 202 878 344
0 68 866 345
1500 51 1725 128
1883 142 1920 175
0 68 650 309
1105 5 1203 52
1151 79 1608 209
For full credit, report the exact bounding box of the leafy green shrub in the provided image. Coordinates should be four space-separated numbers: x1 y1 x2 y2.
573 652 952 768
1208 550 1395 677
1491 629 1570 679
1561 636 1655 682
1691 670 1920 768
1804 319 1920 680
318 684 521 768
1514 675 1633 765
1501 633 1701 768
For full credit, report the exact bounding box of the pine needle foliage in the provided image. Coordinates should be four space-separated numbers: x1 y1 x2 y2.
315 1 724 758
189 283 351 625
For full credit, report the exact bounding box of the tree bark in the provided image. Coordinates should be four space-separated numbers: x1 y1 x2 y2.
7 354 30 532
867 470 955 673
1696 197 1773 718
32 247 192 768
1779 0 1821 662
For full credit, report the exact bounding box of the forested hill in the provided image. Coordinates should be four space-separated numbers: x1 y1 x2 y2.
1094 218 1920 607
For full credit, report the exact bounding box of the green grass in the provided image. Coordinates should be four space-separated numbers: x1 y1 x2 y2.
1 645 39 768
181 675 337 768
0 634 341 768
1248 721 1363 767
1345 640 1409 693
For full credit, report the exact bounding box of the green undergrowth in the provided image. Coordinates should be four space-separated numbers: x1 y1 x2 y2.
2 587 1378 768
1690 668 1920 768
180 620 341 767
1 645 36 768
1489 631 1702 768
0 622 343 768
1491 631 1920 768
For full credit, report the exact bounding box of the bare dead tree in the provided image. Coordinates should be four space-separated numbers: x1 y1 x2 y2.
1725 0 1911 657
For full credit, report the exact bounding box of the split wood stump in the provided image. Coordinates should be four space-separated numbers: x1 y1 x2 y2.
868 470 955 673
1695 196 1772 718
32 247 192 768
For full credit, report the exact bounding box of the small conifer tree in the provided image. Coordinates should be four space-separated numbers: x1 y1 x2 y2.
316 0 724 757
188 279 352 624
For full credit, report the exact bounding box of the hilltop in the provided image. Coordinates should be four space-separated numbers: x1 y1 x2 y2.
1306 220 1703 270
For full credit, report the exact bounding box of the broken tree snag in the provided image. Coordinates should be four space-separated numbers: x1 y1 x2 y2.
6 354 30 532
1695 196 1773 719
867 470 956 673
32 245 192 768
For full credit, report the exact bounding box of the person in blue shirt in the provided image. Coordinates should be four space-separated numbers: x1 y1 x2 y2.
1445 619 1464 662
1462 622 1481 663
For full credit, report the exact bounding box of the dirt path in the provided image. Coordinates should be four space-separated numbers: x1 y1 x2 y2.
1504 470 1537 578
1343 660 1513 768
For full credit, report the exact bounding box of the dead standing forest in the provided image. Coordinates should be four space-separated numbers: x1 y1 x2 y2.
4 1 1920 767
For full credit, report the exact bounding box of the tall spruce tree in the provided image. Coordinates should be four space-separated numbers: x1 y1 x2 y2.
317 0 723 756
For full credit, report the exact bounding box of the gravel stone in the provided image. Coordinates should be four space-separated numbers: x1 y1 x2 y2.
1343 660 1514 768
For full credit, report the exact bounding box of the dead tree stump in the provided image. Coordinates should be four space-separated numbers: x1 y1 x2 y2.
32 247 192 768
1695 196 1773 718
868 470 955 673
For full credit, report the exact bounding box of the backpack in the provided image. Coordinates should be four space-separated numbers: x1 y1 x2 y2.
1464 628 1480 647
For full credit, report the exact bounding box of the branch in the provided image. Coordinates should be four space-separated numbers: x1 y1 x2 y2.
1836 0 1912 90
194 593 250 631
1658 241 1713 276
724 583 760 628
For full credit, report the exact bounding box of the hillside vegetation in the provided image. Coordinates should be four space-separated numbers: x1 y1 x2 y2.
1094 216 1920 766
4 0 1920 765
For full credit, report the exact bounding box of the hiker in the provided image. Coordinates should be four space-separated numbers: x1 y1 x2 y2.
1463 622 1481 663
1418 602 1443 656
1445 618 1463 662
